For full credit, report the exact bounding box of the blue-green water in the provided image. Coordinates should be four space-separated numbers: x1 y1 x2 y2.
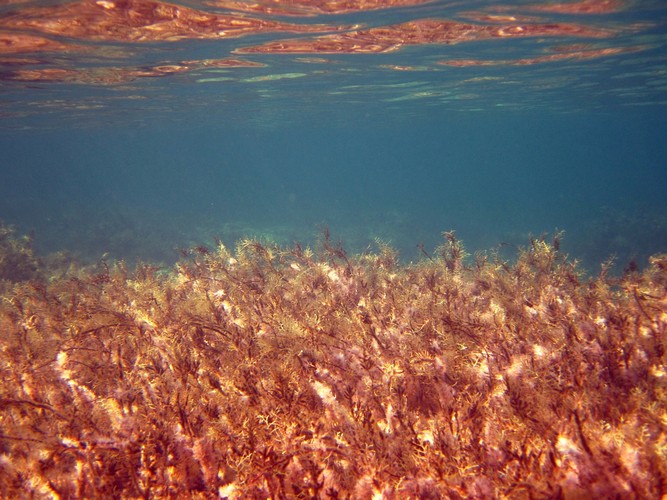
1 0 666 271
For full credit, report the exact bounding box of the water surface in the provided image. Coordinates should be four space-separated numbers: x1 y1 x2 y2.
1 0 666 270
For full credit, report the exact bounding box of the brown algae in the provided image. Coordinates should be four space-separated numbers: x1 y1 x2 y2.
0 226 665 498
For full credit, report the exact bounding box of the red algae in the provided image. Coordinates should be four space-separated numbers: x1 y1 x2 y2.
1 224 665 497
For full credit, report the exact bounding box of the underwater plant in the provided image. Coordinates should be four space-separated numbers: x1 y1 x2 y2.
0 221 40 285
0 231 665 497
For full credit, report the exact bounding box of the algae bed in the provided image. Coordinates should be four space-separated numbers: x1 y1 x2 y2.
0 223 665 498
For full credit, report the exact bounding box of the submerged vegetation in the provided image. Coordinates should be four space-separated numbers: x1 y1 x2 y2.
0 223 40 284
0 223 666 498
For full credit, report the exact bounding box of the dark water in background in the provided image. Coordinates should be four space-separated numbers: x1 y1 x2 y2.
1 0 667 271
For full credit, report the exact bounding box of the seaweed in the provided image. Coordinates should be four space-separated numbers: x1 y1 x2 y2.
0 222 40 285
0 232 665 497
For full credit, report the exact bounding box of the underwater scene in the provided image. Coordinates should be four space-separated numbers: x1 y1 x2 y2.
1 0 667 497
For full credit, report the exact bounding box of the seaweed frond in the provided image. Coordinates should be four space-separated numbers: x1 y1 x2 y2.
0 221 41 285
0 232 665 497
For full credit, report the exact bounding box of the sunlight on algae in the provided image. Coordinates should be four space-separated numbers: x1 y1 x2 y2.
0 223 666 497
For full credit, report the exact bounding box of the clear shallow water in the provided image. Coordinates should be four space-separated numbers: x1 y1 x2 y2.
1 0 667 270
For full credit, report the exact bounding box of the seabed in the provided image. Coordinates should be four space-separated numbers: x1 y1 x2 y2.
0 223 665 498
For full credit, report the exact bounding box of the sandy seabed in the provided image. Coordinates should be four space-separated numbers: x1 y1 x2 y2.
1 226 666 498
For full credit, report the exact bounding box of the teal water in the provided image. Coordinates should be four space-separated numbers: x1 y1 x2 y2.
1 0 666 270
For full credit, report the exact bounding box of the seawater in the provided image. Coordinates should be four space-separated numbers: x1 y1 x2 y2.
1 0 666 272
